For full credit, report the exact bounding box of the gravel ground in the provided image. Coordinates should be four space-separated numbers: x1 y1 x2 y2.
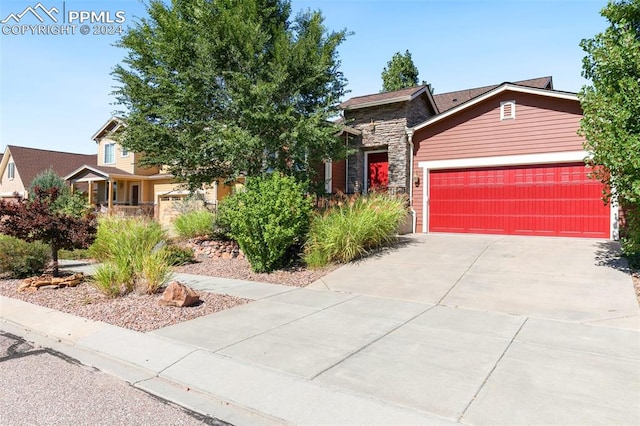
0 257 334 332
176 256 336 287
0 331 224 425
0 279 250 333
633 273 640 306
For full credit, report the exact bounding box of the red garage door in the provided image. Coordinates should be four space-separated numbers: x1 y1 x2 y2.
429 163 610 238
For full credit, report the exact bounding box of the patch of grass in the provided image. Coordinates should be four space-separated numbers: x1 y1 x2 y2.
304 192 407 268
163 244 195 266
173 209 216 239
89 217 172 296
58 248 91 260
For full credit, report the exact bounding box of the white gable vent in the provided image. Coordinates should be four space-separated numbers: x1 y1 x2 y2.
500 100 516 120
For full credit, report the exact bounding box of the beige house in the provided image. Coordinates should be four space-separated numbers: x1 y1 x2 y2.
65 117 235 225
0 145 96 200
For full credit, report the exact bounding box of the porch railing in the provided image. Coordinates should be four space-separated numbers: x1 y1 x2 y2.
96 203 155 219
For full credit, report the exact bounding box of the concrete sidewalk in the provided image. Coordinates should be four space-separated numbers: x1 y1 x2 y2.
2 235 640 425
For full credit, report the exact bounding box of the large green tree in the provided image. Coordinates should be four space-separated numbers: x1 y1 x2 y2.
112 0 349 189
381 50 424 92
579 0 640 204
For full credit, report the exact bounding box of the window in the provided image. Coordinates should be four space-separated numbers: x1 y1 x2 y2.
7 162 15 180
104 143 115 164
500 100 516 120
121 146 129 157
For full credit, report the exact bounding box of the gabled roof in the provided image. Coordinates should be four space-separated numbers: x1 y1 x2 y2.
92 116 125 142
0 145 97 187
64 164 133 181
412 82 577 133
340 85 439 114
433 76 553 112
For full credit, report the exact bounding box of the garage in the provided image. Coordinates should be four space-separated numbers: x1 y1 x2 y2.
428 163 610 238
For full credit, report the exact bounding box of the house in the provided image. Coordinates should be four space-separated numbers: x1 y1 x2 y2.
331 76 614 239
0 145 97 199
64 117 235 225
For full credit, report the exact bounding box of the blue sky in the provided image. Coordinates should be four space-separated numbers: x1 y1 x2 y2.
0 0 608 155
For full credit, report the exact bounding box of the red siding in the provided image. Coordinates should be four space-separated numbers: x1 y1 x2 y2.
427 164 609 238
331 159 346 193
413 92 584 162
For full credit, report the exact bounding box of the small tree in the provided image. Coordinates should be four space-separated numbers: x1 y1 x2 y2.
579 0 640 262
579 0 640 204
381 50 425 92
0 186 96 277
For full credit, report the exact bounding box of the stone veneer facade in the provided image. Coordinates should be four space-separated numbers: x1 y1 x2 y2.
344 94 433 193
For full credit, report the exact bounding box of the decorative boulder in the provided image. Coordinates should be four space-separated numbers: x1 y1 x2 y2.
159 281 200 307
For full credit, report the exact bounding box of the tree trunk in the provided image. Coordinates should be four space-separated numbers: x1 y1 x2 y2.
51 244 59 277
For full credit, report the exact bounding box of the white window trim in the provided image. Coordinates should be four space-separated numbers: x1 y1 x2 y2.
417 150 617 239
104 143 116 164
324 161 333 194
363 149 388 193
121 146 129 157
500 100 516 120
7 162 15 180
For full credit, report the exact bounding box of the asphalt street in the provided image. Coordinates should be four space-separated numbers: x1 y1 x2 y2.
0 330 229 426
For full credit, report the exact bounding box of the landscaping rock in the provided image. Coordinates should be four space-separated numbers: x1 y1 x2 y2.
186 238 243 260
159 281 200 307
19 273 85 291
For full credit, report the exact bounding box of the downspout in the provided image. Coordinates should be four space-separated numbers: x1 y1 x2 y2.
407 127 416 233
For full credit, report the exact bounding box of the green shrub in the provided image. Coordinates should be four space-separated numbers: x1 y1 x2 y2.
304 192 407 268
0 235 50 278
621 203 640 268
89 217 172 295
218 173 312 273
173 209 216 239
163 244 195 266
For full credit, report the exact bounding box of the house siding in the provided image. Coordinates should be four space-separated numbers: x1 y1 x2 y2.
97 137 159 175
0 155 25 196
413 93 583 162
411 92 586 233
332 159 347 193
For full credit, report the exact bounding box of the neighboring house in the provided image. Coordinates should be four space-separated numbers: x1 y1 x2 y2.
331 76 614 239
0 145 97 199
64 117 235 225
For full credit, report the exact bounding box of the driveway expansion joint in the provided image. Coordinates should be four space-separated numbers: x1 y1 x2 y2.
458 316 529 422
309 303 438 380
436 238 502 306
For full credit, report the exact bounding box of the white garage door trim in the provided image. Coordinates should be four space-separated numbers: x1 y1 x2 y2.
417 150 618 239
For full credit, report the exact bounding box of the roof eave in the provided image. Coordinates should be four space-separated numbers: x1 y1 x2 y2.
412 84 578 132
91 117 125 142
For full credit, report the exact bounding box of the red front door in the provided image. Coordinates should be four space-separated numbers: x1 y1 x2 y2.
428 163 610 238
367 152 388 191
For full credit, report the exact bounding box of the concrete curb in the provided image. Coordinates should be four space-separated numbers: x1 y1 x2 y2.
0 295 453 425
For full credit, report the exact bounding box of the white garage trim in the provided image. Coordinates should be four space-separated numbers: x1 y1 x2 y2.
417 150 617 239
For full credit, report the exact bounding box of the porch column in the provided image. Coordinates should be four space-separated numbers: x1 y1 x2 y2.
108 179 113 213
70 182 74 193
87 181 93 205
213 180 219 207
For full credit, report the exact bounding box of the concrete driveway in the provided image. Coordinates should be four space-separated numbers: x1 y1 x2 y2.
144 234 640 424
309 233 640 328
